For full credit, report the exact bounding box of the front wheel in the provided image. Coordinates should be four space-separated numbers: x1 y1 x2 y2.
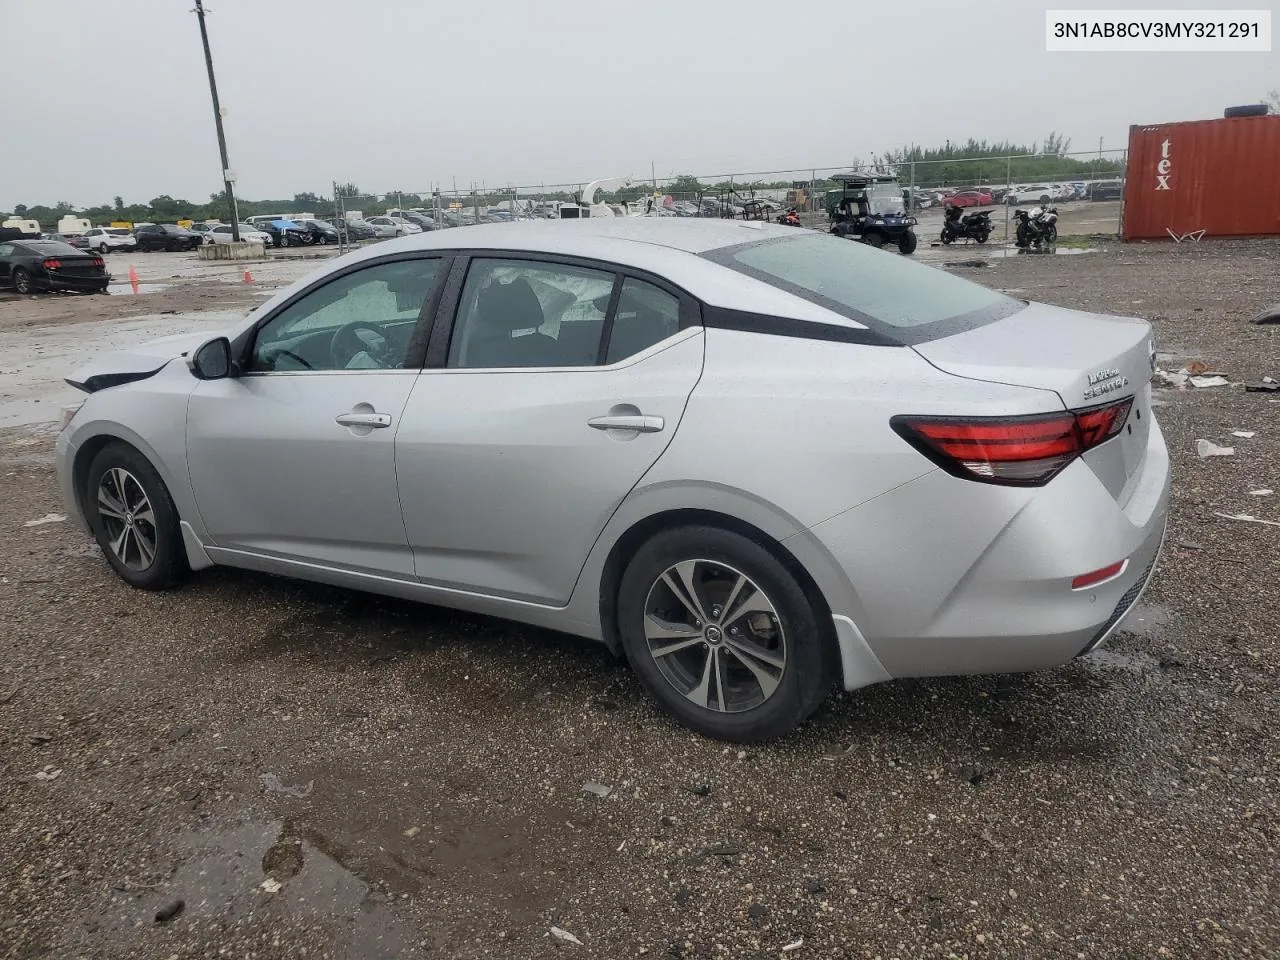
898 231 918 254
12 267 34 294
280 234 290 248
1047 225 1058 243
975 231 989 244
862 231 885 248
940 229 952 245
85 442 186 589
617 526 833 743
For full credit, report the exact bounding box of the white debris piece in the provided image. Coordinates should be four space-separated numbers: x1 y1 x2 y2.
1231 431 1256 439
23 513 66 527
1189 375 1229 388
260 878 282 894
1214 512 1280 527
1195 440 1234 458
550 926 584 945
782 939 805 952
581 781 612 798
1248 489 1274 496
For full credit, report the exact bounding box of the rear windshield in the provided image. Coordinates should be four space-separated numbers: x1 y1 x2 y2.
704 233 1023 344
106 228 131 236
18 240 81 256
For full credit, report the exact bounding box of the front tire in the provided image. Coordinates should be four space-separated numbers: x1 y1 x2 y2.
12 267 34 294
85 442 186 590
617 526 833 743
898 231 917 254
862 231 884 248
940 229 952 245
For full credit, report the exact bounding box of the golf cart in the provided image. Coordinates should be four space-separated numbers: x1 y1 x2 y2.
827 173 918 254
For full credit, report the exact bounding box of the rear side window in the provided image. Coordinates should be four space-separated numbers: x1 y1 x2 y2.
705 233 1022 344
448 259 614 369
606 278 681 363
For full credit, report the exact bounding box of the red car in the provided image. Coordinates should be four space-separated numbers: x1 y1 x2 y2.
947 190 994 208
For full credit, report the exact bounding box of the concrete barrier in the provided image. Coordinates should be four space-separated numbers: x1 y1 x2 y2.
197 241 265 261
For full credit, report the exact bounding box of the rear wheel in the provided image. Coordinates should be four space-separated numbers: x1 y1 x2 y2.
280 234 290 248
862 231 885 248
898 231 918 254
1047 224 1058 243
976 231 989 244
85 442 186 589
617 526 832 742
12 268 34 294
940 229 952 245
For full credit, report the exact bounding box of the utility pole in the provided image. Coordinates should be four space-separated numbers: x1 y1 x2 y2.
194 0 239 241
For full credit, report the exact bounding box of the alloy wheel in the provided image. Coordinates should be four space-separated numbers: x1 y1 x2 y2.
13 269 32 294
642 559 787 713
96 467 157 571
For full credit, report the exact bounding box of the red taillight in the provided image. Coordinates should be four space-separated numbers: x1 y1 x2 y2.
43 258 62 269
892 397 1133 486
1071 560 1127 590
92 257 105 268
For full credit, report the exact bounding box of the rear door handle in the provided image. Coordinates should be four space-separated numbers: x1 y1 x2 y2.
588 414 664 433
335 412 392 428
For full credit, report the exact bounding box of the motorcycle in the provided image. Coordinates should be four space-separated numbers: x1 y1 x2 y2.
1013 206 1059 248
940 204 992 244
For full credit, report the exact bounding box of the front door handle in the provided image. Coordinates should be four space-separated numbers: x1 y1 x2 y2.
335 412 392 428
588 414 664 433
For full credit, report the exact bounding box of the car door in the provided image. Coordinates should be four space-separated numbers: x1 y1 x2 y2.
185 254 448 577
395 255 704 604
0 243 13 286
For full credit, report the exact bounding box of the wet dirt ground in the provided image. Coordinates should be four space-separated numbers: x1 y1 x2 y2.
1 238 1278 959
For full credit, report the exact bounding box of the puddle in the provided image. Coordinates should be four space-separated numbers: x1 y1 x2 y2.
67 819 415 957
1077 603 1177 674
106 282 171 295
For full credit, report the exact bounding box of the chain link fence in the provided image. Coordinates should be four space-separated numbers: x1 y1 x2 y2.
327 146 1129 250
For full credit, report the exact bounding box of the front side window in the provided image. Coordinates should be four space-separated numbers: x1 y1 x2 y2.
448 258 615 369
249 258 442 373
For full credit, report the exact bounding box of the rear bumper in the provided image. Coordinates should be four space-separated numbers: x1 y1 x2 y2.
44 274 109 292
801 416 1172 686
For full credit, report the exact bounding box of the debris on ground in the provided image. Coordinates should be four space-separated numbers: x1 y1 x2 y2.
1249 489 1274 496
403 826 421 839
1195 440 1235 458
682 783 712 797
1250 303 1280 325
260 877 283 894
27 731 53 745
1152 368 1187 388
22 513 66 527
1231 431 1256 439
581 781 612 798
782 938 805 952
1189 375 1230 388
1214 512 1280 527
1245 377 1279 393
956 762 992 786
154 899 185 922
259 773 315 798
34 765 61 781
705 843 743 857
550 926 584 945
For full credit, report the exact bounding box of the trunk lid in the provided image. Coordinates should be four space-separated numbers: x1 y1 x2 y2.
913 302 1155 501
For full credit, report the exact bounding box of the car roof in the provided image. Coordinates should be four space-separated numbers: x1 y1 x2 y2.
288 219 869 329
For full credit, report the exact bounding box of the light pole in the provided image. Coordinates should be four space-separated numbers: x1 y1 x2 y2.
194 0 239 241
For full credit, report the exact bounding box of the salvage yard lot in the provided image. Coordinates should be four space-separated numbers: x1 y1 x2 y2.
1 238 1278 959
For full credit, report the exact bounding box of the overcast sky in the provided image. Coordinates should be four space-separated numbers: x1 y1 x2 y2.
1 0 1274 209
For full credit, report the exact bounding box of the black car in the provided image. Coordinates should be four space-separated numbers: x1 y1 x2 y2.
44 232 91 250
256 220 312 248
133 223 202 252
1086 179 1125 201
300 219 341 245
327 217 376 241
0 239 109 294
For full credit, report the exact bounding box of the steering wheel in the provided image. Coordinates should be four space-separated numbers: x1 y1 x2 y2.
329 321 392 369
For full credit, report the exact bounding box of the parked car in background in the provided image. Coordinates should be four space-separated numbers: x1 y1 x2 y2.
327 218 376 242
946 190 993 208
83 227 137 253
366 216 408 238
209 224 271 245
256 219 312 248
1086 179 1125 201
57 219 1169 742
187 222 221 245
300 219 341 245
0 239 109 293
1006 184 1059 205
134 223 202 252
386 210 438 232
44 232 92 249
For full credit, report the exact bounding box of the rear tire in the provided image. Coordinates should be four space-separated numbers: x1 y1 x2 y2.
617 525 833 743
940 230 952 245
862 231 885 248
85 442 186 590
976 232 989 244
12 267 34 294
898 231 918 254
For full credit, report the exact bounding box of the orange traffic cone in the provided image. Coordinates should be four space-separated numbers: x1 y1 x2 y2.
242 269 254 284
128 264 139 294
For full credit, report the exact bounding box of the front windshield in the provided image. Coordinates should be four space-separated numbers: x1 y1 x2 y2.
867 183 905 216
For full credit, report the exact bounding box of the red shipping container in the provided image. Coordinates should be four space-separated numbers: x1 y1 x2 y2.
1123 115 1280 240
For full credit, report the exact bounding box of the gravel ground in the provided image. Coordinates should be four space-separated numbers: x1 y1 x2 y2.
1 238 1278 959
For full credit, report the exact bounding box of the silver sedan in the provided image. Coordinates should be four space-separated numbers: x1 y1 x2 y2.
55 219 1170 741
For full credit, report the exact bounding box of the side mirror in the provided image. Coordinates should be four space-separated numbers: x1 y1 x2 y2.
188 336 234 380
